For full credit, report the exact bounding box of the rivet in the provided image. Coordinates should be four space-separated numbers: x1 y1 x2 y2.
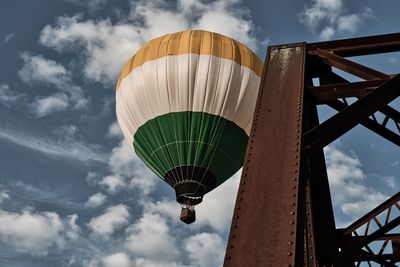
293 170 298 173
230 245 234 249
290 211 295 215
227 256 232 260
234 225 238 228
290 221 294 225
232 235 236 239
241 190 245 193
288 252 292 256
293 162 298 166
288 241 293 245
292 186 297 189
292 203 296 206
293 194 296 197
290 231 294 235
236 215 240 219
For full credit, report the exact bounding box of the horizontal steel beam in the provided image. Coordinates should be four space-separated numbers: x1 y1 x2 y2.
315 48 389 80
309 79 387 101
308 32 400 57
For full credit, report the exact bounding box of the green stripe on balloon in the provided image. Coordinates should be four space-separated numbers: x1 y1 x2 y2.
133 111 248 188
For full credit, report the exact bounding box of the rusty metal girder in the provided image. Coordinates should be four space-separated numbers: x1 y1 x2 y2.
326 99 400 147
224 43 306 267
315 48 389 80
303 74 400 156
338 193 400 266
308 32 400 57
224 33 400 267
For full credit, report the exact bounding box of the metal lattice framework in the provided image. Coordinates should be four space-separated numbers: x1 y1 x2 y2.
223 33 400 266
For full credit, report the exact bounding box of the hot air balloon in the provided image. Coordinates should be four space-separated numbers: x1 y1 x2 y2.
116 30 262 224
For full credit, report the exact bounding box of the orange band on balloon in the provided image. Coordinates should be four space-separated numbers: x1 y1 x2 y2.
116 30 263 90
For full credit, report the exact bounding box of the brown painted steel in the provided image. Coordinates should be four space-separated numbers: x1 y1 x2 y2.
304 74 400 156
308 32 400 57
223 43 306 267
309 79 387 101
315 48 389 80
326 99 400 147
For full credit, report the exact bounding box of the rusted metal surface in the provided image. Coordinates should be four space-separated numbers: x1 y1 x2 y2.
327 99 400 147
315 48 389 80
224 33 400 267
304 74 400 156
309 79 387 101
224 43 306 267
308 32 400 57
338 193 400 266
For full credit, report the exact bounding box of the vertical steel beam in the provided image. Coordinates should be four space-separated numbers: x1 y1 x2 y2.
224 43 306 267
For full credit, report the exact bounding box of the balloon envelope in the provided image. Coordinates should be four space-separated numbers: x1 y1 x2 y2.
116 30 262 205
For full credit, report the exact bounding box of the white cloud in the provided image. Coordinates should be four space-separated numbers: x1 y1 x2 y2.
32 94 69 117
0 188 10 205
125 213 179 261
100 175 126 194
18 53 88 117
109 141 158 196
102 252 131 267
325 146 389 222
87 204 130 238
3 33 15 43
0 84 25 107
19 53 68 86
85 192 107 208
40 0 259 85
0 209 79 255
194 171 240 232
0 125 107 163
299 0 373 40
184 232 225 267
107 121 123 138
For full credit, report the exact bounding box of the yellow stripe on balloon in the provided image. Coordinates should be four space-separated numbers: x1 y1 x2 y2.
116 30 263 90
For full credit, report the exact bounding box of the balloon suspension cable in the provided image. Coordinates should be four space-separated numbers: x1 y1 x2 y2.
181 201 195 211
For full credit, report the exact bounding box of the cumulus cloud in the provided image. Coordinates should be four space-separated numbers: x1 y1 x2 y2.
100 175 126 194
39 0 259 85
0 84 25 107
87 204 130 238
33 94 69 117
325 146 389 223
0 209 79 255
18 53 88 117
106 121 123 138
299 0 373 39
184 233 225 267
125 213 179 261
102 252 131 267
108 140 158 196
85 192 107 208
143 171 241 232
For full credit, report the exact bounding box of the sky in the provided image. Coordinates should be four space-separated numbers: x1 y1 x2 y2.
0 0 399 266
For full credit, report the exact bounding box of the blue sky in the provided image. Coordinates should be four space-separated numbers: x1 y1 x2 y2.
0 0 399 266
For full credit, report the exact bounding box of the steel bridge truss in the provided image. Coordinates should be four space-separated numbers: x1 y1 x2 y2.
224 33 400 266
